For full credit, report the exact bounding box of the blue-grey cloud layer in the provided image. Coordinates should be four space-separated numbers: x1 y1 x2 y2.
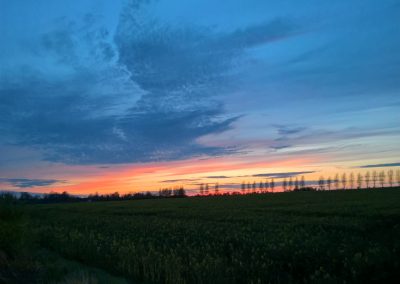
0 1 299 165
0 178 63 188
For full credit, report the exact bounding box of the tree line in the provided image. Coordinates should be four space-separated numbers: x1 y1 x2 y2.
0 187 186 204
198 169 400 195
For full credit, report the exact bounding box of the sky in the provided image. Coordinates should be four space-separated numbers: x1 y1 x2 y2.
1 0 400 195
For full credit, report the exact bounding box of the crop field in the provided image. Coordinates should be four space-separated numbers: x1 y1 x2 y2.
2 188 400 283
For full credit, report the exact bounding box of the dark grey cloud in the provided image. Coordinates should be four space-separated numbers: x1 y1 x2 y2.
270 145 291 150
205 175 230 179
161 178 199 183
252 171 315 178
358 162 400 168
0 178 64 188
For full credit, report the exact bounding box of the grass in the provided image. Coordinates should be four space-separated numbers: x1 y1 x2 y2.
1 188 400 283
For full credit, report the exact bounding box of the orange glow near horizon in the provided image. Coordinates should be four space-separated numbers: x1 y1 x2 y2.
3 153 398 196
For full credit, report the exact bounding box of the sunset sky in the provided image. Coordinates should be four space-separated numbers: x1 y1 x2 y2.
1 0 400 195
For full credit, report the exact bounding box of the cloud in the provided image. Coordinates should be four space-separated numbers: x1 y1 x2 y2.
0 178 64 188
358 162 400 168
252 171 315 178
205 175 230 179
274 125 307 136
161 178 199 183
0 2 300 165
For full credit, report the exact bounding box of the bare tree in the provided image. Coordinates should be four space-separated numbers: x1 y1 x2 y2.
327 176 332 190
388 170 394 187
241 182 246 194
200 184 204 195
372 171 378 188
205 183 209 195
349 173 355 189
365 171 371 188
270 179 275 192
214 183 219 195
318 176 325 190
300 176 306 188
341 173 347 190
379 171 385 188
282 178 287 192
396 169 400 187
294 178 299 190
259 181 264 192
265 180 270 192
252 181 256 193
288 177 293 191
357 173 362 189
247 182 251 192
334 173 340 190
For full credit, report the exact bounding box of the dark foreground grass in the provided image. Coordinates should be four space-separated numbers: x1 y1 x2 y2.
2 188 400 283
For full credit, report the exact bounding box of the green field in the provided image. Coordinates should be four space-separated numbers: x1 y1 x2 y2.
2 188 400 283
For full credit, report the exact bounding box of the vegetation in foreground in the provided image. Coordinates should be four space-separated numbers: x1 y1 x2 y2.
1 188 400 283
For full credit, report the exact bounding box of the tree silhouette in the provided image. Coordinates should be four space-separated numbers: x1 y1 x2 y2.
334 173 340 190
282 178 287 192
357 173 362 189
241 182 246 194
379 171 385 188
388 170 394 187
341 173 347 190
265 180 269 192
365 171 371 188
349 173 355 189
200 184 204 195
372 171 378 188
396 169 400 187
294 178 299 190
247 182 251 192
318 176 325 191
214 183 219 195
205 183 209 195
288 177 293 191
270 179 275 192
300 176 305 188
259 181 264 192
252 181 256 193
327 176 332 191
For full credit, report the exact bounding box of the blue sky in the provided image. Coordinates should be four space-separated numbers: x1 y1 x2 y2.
1 0 399 193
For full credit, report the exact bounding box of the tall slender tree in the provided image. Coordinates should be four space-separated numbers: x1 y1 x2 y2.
200 184 204 195
294 178 299 190
372 171 378 188
396 169 400 187
388 170 394 187
241 182 246 194
349 173 355 189
334 173 340 190
300 176 306 188
327 176 332 190
318 176 325 191
205 183 209 195
379 171 385 188
252 181 256 193
365 171 371 188
282 178 287 192
265 180 270 192
259 181 264 192
357 173 362 189
341 173 347 190
214 183 219 195
270 179 275 192
288 177 293 191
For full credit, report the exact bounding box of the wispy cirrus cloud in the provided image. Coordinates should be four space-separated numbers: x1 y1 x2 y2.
252 171 315 179
358 162 400 168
